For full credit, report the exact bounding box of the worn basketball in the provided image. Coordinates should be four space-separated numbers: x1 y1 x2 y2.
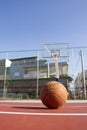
40 81 68 109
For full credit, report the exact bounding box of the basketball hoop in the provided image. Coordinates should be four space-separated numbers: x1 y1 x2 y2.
51 50 60 59
51 54 58 59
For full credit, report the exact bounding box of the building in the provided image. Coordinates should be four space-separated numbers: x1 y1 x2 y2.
0 57 68 98
0 56 68 80
10 56 68 79
10 57 47 79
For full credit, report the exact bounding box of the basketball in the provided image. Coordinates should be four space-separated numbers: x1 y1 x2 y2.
40 81 68 109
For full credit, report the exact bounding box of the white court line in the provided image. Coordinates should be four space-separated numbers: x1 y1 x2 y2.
0 100 41 103
0 111 87 116
0 100 87 103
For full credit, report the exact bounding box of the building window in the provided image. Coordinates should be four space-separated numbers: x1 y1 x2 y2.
14 72 19 78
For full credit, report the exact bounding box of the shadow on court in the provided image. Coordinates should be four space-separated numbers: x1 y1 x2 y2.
12 106 51 110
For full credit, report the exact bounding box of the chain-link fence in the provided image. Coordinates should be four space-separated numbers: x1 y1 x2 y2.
0 47 87 99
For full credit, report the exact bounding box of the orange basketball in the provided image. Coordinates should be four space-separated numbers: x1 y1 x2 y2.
40 81 68 109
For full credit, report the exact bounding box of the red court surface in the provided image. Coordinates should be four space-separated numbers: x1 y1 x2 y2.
0 100 87 130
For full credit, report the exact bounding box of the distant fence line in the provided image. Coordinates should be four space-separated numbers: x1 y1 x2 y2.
0 46 87 99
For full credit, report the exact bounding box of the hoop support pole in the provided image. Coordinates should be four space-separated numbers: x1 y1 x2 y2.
54 57 60 81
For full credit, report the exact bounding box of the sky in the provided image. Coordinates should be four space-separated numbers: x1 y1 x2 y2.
0 0 87 51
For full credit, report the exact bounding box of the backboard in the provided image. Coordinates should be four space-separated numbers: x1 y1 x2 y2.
42 43 69 59
42 43 69 81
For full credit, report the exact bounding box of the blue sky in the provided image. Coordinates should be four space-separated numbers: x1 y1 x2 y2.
0 0 87 51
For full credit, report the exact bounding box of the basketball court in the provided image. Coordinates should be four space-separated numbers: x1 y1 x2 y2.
0 100 87 130
0 44 87 130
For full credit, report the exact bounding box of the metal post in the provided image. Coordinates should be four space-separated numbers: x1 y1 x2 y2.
80 50 86 99
47 62 50 78
3 64 7 98
36 51 39 98
54 57 59 79
71 48 76 99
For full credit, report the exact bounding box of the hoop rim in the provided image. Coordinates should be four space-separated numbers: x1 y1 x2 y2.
51 50 60 58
